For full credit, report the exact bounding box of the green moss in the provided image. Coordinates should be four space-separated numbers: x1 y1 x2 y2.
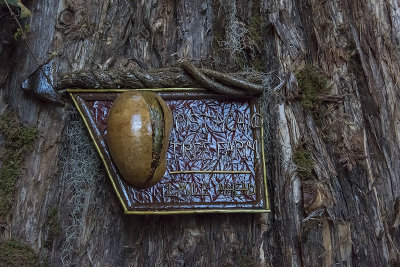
293 147 314 179
237 12 264 71
45 208 61 248
238 255 256 267
235 54 247 71
249 14 262 50
296 65 330 109
296 65 331 128
210 0 226 67
0 111 37 218
247 0 264 72
0 239 39 266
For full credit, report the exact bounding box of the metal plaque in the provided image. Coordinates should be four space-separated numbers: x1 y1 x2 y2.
69 89 270 214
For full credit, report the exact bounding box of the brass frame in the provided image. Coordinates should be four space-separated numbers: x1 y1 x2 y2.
169 171 252 174
68 88 270 215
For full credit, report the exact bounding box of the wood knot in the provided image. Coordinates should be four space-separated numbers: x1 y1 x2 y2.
56 7 93 40
302 181 326 213
58 9 75 26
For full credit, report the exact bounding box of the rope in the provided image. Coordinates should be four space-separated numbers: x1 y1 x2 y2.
57 61 265 98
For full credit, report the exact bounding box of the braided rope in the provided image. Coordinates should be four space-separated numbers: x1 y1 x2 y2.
58 61 264 98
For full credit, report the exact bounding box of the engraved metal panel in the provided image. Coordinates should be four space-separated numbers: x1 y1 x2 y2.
69 89 270 214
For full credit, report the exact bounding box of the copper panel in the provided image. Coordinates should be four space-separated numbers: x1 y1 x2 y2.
69 89 269 214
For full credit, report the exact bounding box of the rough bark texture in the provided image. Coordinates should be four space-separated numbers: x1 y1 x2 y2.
0 0 399 266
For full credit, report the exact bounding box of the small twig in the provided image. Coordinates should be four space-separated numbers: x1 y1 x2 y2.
4 1 41 65
23 39 41 65
200 68 264 94
0 11 10 19
3 1 26 39
272 78 286 92
4 1 57 90
181 61 249 98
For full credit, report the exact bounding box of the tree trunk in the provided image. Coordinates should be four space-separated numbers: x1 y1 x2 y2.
0 0 399 266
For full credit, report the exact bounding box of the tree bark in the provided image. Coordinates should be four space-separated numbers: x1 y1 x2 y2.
0 0 399 266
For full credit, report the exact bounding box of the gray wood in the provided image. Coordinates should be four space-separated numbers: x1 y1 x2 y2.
0 0 399 266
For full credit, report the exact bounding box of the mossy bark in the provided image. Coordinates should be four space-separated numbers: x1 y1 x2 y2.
0 0 399 266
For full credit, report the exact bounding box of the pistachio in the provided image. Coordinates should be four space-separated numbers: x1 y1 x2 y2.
107 91 172 188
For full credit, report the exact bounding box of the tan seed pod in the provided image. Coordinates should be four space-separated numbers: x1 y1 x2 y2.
107 91 172 188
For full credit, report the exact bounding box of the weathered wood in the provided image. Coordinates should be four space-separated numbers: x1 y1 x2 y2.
0 0 399 266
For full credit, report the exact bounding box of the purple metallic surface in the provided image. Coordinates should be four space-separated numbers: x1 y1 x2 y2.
85 97 265 211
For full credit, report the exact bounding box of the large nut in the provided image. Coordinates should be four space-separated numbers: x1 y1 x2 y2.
107 91 172 188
